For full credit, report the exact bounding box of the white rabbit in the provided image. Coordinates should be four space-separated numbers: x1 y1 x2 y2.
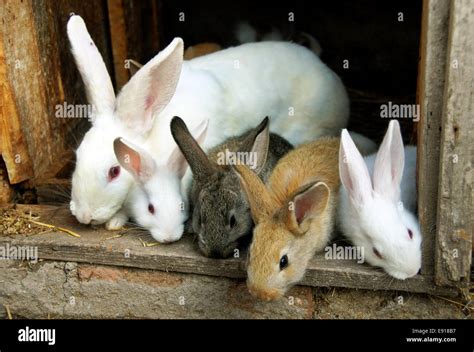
67 15 349 228
338 120 421 280
347 131 377 156
112 121 208 242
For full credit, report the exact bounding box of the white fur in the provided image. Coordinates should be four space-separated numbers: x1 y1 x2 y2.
348 131 377 156
67 15 115 117
68 15 349 230
125 172 187 243
337 121 421 280
112 122 207 242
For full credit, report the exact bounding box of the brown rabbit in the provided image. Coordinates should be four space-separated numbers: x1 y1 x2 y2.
171 116 293 258
234 137 340 301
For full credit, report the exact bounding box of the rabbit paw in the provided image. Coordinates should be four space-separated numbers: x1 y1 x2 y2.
105 212 128 230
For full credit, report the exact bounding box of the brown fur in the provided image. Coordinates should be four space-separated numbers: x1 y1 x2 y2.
235 137 340 301
184 43 222 60
268 137 340 204
171 116 292 258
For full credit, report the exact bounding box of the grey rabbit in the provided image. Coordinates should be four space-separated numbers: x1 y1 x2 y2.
170 116 293 258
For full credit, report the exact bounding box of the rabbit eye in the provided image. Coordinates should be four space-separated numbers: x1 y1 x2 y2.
279 254 289 270
148 204 155 214
373 247 383 260
408 229 413 239
229 214 236 229
108 166 120 180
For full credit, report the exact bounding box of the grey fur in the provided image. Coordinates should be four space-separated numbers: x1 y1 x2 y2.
171 116 293 258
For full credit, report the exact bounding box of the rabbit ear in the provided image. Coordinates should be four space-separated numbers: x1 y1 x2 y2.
284 182 330 235
339 129 373 205
233 164 277 223
126 59 143 78
170 116 215 182
373 120 405 201
167 119 208 179
115 38 184 136
239 117 270 174
113 138 156 184
67 15 115 120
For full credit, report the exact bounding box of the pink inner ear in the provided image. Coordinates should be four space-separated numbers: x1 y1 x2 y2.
146 64 169 113
145 74 160 112
295 197 312 224
131 156 142 176
145 95 155 111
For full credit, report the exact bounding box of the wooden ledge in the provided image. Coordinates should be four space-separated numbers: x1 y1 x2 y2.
0 205 458 296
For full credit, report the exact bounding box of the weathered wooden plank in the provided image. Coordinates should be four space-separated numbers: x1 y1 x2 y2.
0 205 457 296
0 14 35 184
416 0 451 276
1 1 66 181
107 0 128 88
0 165 13 204
0 1 112 184
107 0 161 89
122 0 161 70
435 0 473 288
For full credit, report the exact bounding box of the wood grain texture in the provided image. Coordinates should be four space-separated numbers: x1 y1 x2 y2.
416 0 451 276
0 166 13 203
435 0 473 288
0 1 112 184
107 0 128 88
107 0 161 89
0 205 457 296
0 8 35 184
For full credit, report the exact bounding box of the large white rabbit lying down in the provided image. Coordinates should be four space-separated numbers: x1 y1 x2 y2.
66 14 350 230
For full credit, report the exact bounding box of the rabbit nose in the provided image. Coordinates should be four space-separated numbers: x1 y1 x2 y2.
159 235 179 244
247 284 280 301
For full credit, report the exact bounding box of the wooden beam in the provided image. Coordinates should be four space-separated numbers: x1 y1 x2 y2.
1 1 67 182
0 205 457 296
0 165 14 204
416 0 451 276
107 0 128 89
0 14 34 184
0 1 112 184
435 0 473 288
107 0 161 89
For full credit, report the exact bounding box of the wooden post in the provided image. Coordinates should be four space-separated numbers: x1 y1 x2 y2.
416 0 451 276
435 0 473 288
0 1 112 187
107 0 128 89
0 4 35 184
0 166 14 204
107 0 161 89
